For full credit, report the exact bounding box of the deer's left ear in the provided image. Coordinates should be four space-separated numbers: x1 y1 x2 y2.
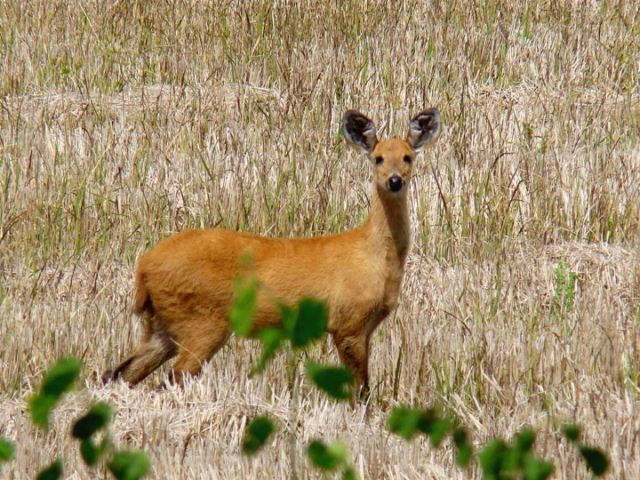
343 110 378 153
407 108 441 152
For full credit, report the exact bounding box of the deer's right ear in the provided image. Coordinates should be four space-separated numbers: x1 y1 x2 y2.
343 110 378 153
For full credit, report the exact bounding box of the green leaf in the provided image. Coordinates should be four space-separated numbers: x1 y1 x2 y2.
516 428 536 453
387 406 450 444
289 298 327 348
502 446 522 472
479 439 508 476
342 466 358 480
41 357 82 398
36 459 63 480
0 438 15 463
72 402 113 439
81 439 99 466
456 443 473 468
427 418 452 447
414 408 439 436
501 428 536 472
579 446 609 476
107 450 151 480
307 440 347 471
279 303 297 333
523 454 554 480
29 393 57 429
253 328 285 373
562 424 581 443
242 416 276 455
305 362 354 401
80 437 110 467
387 406 428 440
452 428 473 467
229 276 258 337
30 357 82 429
80 439 99 467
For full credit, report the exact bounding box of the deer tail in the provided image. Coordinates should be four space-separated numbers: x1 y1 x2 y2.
132 271 152 316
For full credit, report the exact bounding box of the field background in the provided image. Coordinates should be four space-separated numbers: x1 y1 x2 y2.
1 0 639 478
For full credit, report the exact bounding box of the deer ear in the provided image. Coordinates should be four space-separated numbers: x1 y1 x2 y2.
407 108 441 152
343 110 378 153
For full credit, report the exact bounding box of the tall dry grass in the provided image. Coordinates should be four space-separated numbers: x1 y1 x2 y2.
1 0 639 478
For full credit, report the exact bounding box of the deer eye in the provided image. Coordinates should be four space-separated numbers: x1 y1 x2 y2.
403 155 412 164
374 156 384 165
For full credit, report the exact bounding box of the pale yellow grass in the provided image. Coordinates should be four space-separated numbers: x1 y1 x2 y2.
1 1 639 478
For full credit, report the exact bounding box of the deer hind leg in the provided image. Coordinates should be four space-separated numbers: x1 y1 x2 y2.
166 317 230 386
103 319 176 386
332 332 370 400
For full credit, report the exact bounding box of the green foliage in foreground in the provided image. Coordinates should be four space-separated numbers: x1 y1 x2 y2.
243 416 277 456
231 277 358 476
387 406 453 447
562 424 609 476
108 451 152 480
307 440 356 479
229 276 259 337
476 433 553 480
231 276 331 377
36 459 63 480
305 362 354 401
386 402 609 478
386 402 608 479
233 278 610 479
2 357 150 480
0 438 15 470
29 357 82 429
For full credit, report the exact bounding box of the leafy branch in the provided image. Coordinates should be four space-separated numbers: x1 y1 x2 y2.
2 358 150 480
232 277 610 479
231 276 357 478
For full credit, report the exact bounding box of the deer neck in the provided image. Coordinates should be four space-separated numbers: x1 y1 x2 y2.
364 185 411 269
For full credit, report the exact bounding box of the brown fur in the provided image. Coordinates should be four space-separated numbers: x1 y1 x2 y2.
103 108 441 395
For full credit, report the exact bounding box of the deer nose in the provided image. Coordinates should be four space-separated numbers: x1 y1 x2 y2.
388 175 403 192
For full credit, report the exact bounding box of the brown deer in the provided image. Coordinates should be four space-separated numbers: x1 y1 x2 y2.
103 108 441 396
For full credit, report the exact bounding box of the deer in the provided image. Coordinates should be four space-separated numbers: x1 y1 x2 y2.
102 108 441 398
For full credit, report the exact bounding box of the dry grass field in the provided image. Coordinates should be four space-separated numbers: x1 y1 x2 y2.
1 0 639 478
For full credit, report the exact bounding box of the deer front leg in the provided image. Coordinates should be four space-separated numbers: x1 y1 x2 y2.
332 332 370 401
